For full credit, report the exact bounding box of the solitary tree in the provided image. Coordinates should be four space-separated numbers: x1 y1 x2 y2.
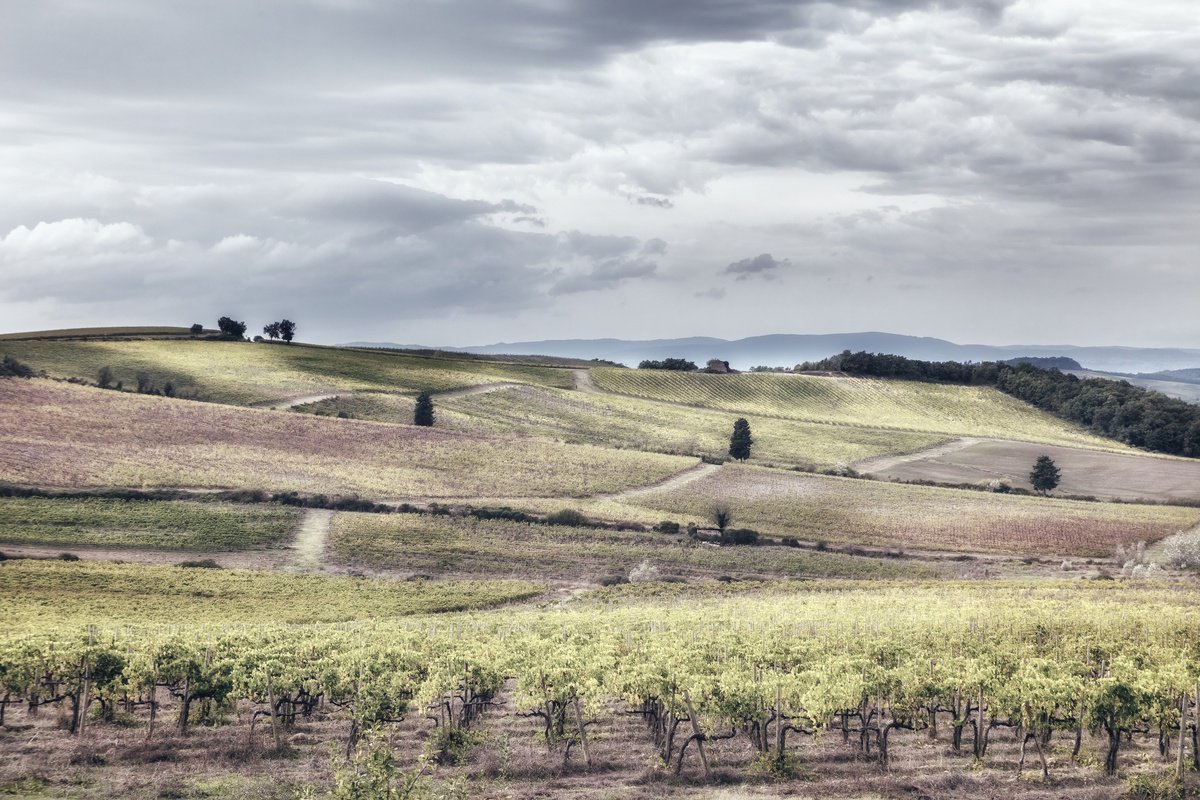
263 322 281 340
1029 455 1061 495
413 391 435 427
728 417 753 461
189 323 204 336
217 316 247 339
711 506 732 534
278 319 296 343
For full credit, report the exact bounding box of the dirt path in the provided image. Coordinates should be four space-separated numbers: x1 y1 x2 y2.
433 382 524 400
292 508 333 569
251 392 342 410
572 368 600 393
593 461 721 502
853 437 984 474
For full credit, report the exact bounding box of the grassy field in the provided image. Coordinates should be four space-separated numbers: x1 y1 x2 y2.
0 380 695 498
619 464 1200 557
0 497 299 550
298 385 949 469
328 511 936 581
0 326 198 340
0 339 573 404
0 559 544 627
591 368 1132 450
867 439 1200 502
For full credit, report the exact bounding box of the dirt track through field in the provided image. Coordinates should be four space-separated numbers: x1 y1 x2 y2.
853 437 983 474
252 392 342 410
293 508 333 569
593 461 721 502
572 368 600 393
432 381 524 400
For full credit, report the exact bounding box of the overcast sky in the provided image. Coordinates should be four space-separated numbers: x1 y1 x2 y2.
2 0 1197 347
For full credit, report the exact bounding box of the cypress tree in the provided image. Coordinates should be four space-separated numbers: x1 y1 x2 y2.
1029 455 1061 495
728 417 752 461
414 391 435 427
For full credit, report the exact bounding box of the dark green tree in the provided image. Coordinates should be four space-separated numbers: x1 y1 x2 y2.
97 365 114 389
278 319 296 343
216 316 247 339
728 417 753 461
189 323 204 336
262 322 281 340
413 391 435 427
1029 455 1061 495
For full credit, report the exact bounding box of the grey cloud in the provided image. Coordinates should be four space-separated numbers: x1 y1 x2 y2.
724 253 789 280
635 195 675 208
0 179 662 328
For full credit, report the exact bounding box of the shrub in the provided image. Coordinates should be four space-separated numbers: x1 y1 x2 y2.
57 552 80 561
546 508 588 527
654 520 680 534
1163 529 1200 570
177 559 222 569
598 573 628 587
721 528 759 546
0 355 36 378
189 323 203 336
97 365 114 388
782 537 800 548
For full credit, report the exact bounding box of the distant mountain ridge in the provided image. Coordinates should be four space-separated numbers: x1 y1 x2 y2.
345 332 1200 374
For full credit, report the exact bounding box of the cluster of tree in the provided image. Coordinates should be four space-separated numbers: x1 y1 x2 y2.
212 316 297 343
637 357 697 371
262 319 296 342
800 351 1200 457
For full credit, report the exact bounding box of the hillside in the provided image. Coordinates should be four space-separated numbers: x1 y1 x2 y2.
590 367 1132 450
0 338 572 405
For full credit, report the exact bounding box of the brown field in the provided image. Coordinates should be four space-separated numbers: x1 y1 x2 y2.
621 464 1200 557
867 439 1200 502
0 379 694 499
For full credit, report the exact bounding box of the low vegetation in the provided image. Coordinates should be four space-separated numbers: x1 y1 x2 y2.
0 497 299 550
0 559 544 626
327 512 933 581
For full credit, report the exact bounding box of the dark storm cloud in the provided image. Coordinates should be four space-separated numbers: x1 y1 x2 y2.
724 253 789 280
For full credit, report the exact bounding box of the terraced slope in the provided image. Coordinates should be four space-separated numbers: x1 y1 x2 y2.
0 379 694 499
0 339 572 405
591 368 1135 450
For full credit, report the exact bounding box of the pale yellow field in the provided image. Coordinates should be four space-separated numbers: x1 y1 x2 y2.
0 339 572 404
592 368 1134 450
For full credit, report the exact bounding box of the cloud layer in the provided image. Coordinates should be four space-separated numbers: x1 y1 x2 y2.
1 0 1197 347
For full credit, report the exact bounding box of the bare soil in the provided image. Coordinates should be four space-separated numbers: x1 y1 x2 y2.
863 439 1200 503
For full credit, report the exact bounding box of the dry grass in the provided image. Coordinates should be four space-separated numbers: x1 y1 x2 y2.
622 464 1200 557
592 368 1134 451
0 380 695 499
327 512 936 581
866 438 1200 503
0 339 573 404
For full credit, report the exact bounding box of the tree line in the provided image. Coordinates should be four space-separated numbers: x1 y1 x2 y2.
799 351 1200 457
